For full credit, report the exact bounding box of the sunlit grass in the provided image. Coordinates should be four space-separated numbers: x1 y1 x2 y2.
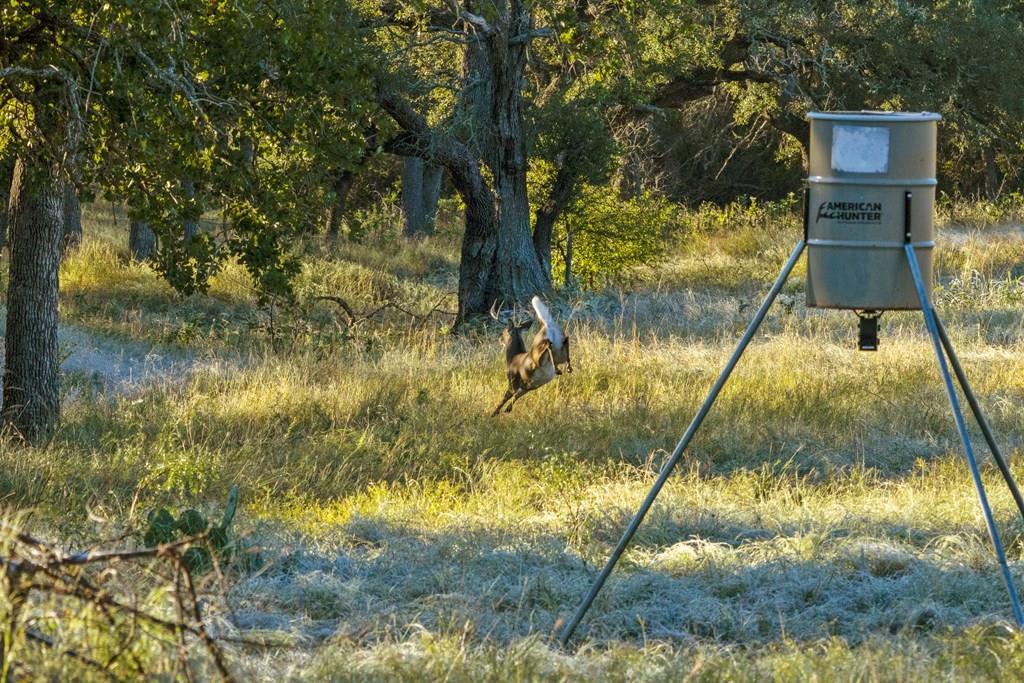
8 197 1024 678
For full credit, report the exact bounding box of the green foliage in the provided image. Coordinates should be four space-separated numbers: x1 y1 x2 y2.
555 184 677 286
142 508 178 547
142 485 240 574
937 191 1024 227
683 193 802 236
593 0 1024 200
154 233 227 298
1 1 376 303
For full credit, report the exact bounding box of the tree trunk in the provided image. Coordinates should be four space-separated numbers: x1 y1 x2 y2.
324 125 377 237
0 158 14 251
484 9 551 296
61 182 82 256
376 91 502 324
325 169 355 237
401 158 443 238
564 217 574 286
533 151 580 278
377 0 553 323
422 163 443 233
984 145 1002 200
2 158 64 441
129 219 157 260
461 32 497 172
453 168 501 324
401 156 425 238
183 178 199 242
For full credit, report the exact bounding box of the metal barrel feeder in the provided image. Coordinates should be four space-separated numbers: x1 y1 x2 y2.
559 111 1024 645
806 111 939 311
806 111 939 348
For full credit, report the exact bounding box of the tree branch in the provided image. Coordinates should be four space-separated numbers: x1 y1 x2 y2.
451 3 493 34
510 27 554 45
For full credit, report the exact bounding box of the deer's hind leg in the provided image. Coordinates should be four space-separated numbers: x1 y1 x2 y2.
505 388 527 413
491 387 515 416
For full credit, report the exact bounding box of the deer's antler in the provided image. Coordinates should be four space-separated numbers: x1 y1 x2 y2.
489 299 504 321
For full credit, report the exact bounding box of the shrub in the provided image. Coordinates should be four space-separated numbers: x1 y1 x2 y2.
554 184 678 287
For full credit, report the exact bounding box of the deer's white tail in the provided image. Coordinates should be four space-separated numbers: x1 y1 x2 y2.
531 296 564 348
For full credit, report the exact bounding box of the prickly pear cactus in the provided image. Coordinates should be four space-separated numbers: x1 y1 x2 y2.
144 508 178 547
142 485 241 574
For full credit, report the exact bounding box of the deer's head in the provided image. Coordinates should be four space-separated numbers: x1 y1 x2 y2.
491 301 532 360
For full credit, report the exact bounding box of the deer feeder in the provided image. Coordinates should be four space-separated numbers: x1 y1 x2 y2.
560 111 1024 645
806 111 940 312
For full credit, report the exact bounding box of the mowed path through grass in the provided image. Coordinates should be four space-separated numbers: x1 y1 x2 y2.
9 202 1024 679
0 303 211 397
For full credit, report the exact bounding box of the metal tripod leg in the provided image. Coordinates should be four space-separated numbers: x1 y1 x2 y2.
558 240 807 646
905 243 1024 626
934 315 1024 525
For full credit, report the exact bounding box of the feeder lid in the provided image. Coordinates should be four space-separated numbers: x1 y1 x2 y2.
806 110 942 122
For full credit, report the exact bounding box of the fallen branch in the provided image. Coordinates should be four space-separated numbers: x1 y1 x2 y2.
312 292 457 330
0 524 236 681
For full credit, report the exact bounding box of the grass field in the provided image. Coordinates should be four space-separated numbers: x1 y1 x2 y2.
7 198 1024 680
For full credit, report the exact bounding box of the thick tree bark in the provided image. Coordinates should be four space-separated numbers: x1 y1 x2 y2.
129 219 157 260
461 31 498 172
456 174 502 324
377 1 552 323
378 90 500 324
482 8 551 295
61 182 82 256
2 158 64 441
454 2 549 298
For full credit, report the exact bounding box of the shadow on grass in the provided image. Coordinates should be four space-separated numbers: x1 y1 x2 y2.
228 514 1023 652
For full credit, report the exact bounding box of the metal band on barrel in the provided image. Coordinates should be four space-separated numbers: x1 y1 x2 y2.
808 176 938 187
808 239 935 249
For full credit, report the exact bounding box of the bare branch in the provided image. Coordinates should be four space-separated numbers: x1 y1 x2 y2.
509 27 554 45
448 1 492 34
0 527 238 681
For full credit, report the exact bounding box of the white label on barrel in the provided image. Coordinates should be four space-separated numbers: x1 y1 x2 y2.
831 125 889 173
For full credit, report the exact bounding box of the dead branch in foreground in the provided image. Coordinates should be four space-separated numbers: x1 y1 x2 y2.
0 524 236 682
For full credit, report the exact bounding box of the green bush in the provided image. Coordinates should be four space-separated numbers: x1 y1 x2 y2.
555 184 678 287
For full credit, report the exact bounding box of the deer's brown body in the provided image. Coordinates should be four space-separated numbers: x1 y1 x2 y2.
490 303 562 416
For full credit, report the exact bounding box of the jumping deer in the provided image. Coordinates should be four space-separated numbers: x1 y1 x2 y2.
490 297 571 416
